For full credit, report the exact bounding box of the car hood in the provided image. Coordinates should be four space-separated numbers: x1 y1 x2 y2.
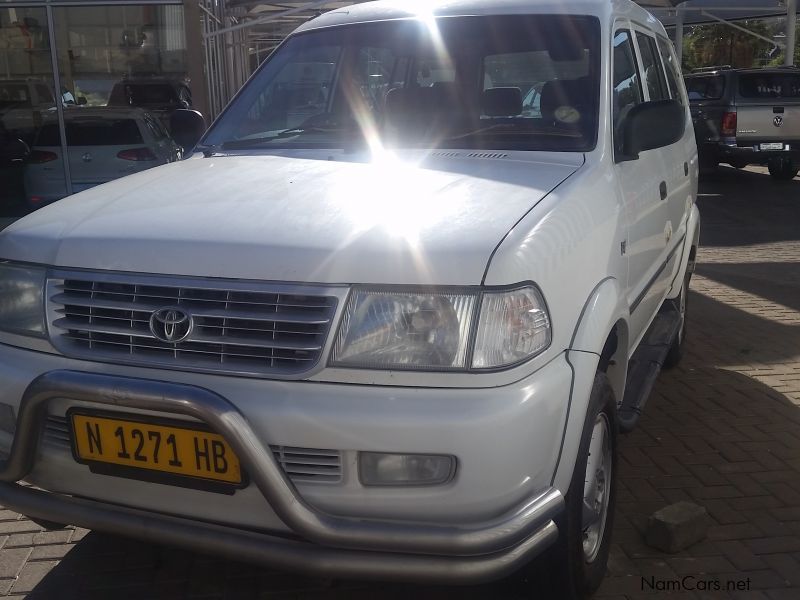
0 152 582 285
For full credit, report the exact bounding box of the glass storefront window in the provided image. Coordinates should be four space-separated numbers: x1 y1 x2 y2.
2 3 188 225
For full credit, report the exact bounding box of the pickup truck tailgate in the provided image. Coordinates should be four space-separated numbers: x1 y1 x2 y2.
736 71 800 145
737 104 800 143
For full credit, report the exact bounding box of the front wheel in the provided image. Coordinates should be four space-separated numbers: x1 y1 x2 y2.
523 373 618 599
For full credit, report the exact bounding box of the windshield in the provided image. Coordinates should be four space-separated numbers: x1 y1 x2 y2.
204 15 600 152
685 75 725 101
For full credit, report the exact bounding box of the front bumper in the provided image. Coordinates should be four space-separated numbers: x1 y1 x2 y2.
0 360 571 582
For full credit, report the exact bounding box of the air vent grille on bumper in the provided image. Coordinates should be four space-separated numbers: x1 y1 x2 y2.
46 272 340 377
43 416 342 484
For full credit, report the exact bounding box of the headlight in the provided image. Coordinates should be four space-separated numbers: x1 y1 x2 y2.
0 261 47 337
330 285 550 371
331 289 477 369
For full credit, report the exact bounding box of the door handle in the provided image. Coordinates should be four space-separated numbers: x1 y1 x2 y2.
659 181 668 200
684 162 689 176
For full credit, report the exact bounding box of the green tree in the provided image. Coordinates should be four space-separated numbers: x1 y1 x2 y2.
682 21 775 71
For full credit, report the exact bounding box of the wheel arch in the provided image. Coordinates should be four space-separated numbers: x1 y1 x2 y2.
554 278 629 492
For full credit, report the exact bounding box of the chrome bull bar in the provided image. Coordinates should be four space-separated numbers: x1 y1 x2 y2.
0 370 563 582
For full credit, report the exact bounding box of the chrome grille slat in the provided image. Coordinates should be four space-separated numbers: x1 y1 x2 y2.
57 285 334 309
42 417 341 484
60 335 318 362
52 294 332 324
53 318 323 351
48 273 339 377
271 445 342 483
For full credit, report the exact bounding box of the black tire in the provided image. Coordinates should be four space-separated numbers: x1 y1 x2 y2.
768 160 798 181
518 373 618 599
728 160 748 169
664 272 690 369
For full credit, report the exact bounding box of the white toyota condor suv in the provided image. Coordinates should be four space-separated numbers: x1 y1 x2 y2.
0 1 699 597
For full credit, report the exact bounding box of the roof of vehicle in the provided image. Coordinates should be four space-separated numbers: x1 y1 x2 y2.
52 107 151 120
112 77 187 87
734 67 800 75
0 78 46 83
686 66 800 77
295 0 665 37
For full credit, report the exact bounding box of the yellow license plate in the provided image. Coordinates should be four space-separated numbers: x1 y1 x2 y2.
71 413 243 485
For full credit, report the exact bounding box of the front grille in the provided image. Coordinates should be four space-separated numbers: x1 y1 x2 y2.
272 446 342 483
47 272 340 377
42 416 342 484
43 415 71 449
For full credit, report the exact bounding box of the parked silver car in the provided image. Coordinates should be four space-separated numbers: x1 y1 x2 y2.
24 107 182 207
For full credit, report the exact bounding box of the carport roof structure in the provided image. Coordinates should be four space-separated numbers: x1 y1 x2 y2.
214 0 798 42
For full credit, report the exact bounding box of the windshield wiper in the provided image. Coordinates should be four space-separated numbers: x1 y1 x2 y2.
218 125 353 151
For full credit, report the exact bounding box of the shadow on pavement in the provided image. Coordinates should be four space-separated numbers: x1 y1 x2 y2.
682 286 799 367
23 531 541 600
697 166 800 248
697 261 800 312
600 366 800 597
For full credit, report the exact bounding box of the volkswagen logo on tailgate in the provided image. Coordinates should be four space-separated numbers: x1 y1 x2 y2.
774 116 784 127
150 307 193 343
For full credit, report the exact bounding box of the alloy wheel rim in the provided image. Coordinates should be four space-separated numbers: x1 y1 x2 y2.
582 413 612 563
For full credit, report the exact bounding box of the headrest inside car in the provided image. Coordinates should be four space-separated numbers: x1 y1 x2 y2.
482 87 522 117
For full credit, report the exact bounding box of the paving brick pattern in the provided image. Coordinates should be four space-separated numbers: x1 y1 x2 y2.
0 166 799 598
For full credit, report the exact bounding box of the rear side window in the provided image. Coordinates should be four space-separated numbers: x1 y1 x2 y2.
111 84 178 105
612 30 642 153
636 32 669 101
36 119 144 146
35 85 54 104
738 73 800 99
656 37 685 105
685 76 725 100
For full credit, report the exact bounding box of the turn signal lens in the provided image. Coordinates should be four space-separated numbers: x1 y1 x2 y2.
471 286 551 369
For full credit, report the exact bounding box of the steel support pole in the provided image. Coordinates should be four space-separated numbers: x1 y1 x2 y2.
787 0 797 66
675 4 685 70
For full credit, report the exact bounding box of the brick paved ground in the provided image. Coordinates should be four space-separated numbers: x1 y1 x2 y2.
0 165 798 599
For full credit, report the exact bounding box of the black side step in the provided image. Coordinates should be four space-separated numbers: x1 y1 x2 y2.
618 306 681 433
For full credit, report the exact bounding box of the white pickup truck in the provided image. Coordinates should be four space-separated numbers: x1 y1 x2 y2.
0 1 700 597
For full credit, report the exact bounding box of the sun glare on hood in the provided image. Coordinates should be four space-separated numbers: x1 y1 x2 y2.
331 152 459 244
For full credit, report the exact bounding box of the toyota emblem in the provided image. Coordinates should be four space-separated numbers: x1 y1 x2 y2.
149 307 193 343
774 116 784 127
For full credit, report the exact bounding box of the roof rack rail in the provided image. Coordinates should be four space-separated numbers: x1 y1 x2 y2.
691 65 732 73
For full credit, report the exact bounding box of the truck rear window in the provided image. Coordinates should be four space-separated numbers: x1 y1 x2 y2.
738 73 800 99
685 75 725 100
37 119 144 146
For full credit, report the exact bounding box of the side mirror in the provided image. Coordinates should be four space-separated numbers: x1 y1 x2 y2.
1 138 30 163
77 97 87 106
620 99 685 161
169 109 206 154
